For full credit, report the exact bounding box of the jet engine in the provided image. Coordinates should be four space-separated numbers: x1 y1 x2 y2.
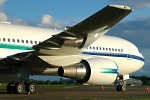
58 58 118 85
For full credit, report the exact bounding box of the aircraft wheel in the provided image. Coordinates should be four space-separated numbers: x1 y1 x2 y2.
122 85 126 91
14 82 25 94
6 82 14 94
27 82 37 94
116 85 122 91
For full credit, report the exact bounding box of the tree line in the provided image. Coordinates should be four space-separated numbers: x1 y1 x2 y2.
130 75 150 85
29 75 150 85
29 79 61 85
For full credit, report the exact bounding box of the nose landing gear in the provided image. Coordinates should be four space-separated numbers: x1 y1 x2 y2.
116 80 126 91
116 75 127 92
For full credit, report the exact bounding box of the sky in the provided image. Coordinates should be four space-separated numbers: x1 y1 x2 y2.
0 0 150 81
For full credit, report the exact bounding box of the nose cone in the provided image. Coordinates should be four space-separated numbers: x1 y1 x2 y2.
139 53 145 68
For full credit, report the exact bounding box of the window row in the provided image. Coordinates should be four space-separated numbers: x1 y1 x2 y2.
87 46 123 52
0 38 41 45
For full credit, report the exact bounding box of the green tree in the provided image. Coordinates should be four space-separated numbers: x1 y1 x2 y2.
45 80 51 85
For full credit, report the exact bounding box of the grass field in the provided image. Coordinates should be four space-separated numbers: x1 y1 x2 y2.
0 84 7 88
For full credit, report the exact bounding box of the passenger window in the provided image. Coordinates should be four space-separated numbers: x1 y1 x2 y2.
26 40 28 44
121 49 123 52
93 47 95 50
118 49 120 52
96 47 98 50
3 38 5 42
22 40 24 43
103 47 105 51
106 48 108 51
12 39 15 42
99 47 101 50
8 38 10 42
30 40 33 44
17 39 20 43
35 41 37 44
90 46 92 49
112 48 114 51
115 49 117 52
109 48 111 51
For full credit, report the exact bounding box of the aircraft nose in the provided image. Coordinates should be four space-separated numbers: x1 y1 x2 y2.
139 53 145 68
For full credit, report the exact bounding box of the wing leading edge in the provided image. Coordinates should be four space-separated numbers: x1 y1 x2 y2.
32 5 132 56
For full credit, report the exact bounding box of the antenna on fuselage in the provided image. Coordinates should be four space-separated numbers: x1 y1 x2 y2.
1 21 11 24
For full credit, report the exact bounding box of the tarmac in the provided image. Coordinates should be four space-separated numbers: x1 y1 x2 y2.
0 86 150 100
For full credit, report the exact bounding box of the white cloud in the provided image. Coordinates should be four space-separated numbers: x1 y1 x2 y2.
40 15 53 25
109 0 150 10
0 0 64 29
0 0 6 12
0 12 7 21
38 14 64 29
10 18 28 25
0 0 8 21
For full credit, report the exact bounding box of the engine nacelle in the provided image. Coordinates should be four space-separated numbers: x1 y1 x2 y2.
58 58 118 85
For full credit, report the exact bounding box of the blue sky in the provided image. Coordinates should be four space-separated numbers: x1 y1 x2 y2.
1 0 150 81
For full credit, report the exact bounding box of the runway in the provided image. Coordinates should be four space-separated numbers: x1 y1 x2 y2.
0 86 150 100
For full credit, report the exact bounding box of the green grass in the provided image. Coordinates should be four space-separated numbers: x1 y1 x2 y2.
0 84 7 88
67 98 150 100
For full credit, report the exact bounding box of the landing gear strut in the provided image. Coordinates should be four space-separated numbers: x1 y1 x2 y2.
116 76 127 91
116 80 126 91
6 82 37 94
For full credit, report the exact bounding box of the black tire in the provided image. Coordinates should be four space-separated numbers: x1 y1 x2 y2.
116 85 122 91
14 83 25 94
26 82 37 94
6 82 14 94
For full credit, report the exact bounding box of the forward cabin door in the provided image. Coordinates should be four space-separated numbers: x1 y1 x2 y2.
126 45 132 60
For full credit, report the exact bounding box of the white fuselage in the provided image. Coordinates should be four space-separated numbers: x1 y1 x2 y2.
0 24 144 77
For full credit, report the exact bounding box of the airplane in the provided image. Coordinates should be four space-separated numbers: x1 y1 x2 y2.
0 5 144 94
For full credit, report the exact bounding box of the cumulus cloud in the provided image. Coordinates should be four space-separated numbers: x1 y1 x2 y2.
40 15 53 25
0 0 64 28
10 18 28 25
109 0 150 10
0 12 7 21
0 0 6 12
37 14 64 29
0 0 8 22
0 0 26 25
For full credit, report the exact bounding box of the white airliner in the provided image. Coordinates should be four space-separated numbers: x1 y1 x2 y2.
0 5 144 94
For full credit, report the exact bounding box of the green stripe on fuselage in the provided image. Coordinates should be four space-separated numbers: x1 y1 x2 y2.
0 43 32 50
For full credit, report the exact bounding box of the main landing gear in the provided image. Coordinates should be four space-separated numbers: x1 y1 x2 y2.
6 82 37 94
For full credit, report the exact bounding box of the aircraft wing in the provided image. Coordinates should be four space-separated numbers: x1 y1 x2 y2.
32 5 132 56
